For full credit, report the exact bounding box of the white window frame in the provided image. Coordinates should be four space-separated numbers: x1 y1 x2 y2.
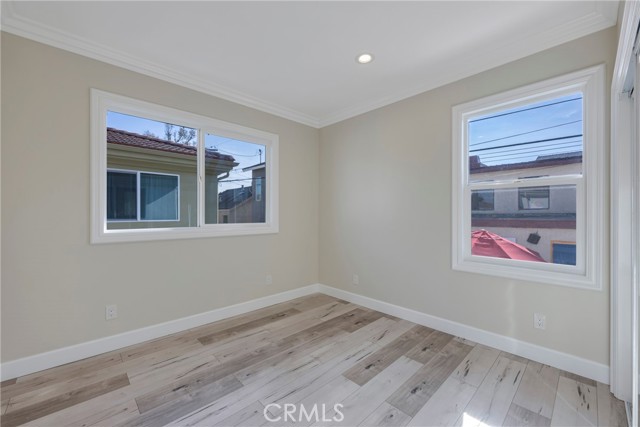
91 89 279 243
106 169 181 223
452 65 604 289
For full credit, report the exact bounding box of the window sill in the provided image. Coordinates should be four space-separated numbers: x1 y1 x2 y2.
91 223 279 244
452 257 600 290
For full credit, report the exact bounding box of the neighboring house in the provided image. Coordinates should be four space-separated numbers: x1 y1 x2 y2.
106 128 237 229
470 152 580 264
217 162 266 224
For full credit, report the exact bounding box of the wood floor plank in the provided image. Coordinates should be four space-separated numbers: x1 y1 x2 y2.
406 376 477 427
550 376 597 427
230 309 381 386
1 379 17 387
212 302 357 363
135 362 243 414
0 352 123 402
261 339 381 412
232 309 389 386
453 355 526 427
450 344 500 387
500 351 530 365
1 373 129 427
596 381 628 427
167 356 325 426
287 294 343 312
317 356 422 426
559 370 597 387
198 308 302 346
359 402 411 427
65 399 140 427
215 401 265 427
386 340 473 417
512 361 560 419
343 325 433 386
504 403 552 427
404 330 452 364
120 374 243 427
257 320 402 413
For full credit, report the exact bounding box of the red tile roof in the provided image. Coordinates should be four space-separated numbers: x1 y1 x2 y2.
107 128 235 162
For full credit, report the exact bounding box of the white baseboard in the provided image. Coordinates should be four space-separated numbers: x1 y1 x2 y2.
2 283 609 385
317 284 609 384
0 285 320 381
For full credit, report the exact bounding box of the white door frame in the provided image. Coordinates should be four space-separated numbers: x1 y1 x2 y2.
611 0 640 415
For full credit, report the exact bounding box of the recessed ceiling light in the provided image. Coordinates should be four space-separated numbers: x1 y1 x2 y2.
356 53 374 64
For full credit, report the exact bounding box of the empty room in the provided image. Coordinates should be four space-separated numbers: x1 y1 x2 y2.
1 1 639 426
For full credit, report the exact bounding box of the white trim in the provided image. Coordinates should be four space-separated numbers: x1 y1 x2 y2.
91 89 280 244
0 283 609 385
610 0 640 405
316 284 609 384
452 65 605 290
0 2 320 128
1 2 616 129
0 285 321 381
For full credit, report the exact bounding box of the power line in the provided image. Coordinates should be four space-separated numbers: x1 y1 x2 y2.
479 145 583 162
469 134 582 153
469 97 581 124
478 141 583 159
469 120 582 147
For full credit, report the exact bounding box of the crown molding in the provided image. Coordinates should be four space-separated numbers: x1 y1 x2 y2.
0 2 321 128
1 2 617 129
318 2 618 127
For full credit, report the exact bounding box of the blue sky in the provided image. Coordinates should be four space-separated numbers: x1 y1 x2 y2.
107 111 264 193
468 93 583 167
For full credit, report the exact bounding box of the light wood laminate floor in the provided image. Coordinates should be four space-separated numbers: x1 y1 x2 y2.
0 294 628 427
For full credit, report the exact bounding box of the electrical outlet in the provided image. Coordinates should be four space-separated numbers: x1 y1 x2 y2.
106 304 118 321
265 274 273 285
352 274 359 285
534 313 546 330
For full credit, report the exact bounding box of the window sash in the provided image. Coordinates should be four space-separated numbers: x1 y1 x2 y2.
451 65 604 289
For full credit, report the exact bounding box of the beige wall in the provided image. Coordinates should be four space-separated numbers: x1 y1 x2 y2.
1 27 616 367
1 33 320 362
319 28 615 365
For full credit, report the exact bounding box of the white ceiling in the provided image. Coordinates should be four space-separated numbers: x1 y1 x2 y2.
1 1 618 128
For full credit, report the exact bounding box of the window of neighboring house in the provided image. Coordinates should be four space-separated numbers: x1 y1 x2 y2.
452 65 604 289
471 189 494 211
552 242 577 266
91 89 279 243
518 186 549 210
107 170 179 222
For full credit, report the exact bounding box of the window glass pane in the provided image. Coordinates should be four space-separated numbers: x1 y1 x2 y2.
518 186 549 210
204 134 266 224
468 94 583 183
106 111 197 229
140 173 178 220
471 184 576 265
107 171 136 220
471 189 494 211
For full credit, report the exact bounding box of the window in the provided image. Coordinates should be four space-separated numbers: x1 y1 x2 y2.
552 242 577 266
452 65 604 289
91 90 279 243
471 189 494 211
107 170 179 222
518 187 549 210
